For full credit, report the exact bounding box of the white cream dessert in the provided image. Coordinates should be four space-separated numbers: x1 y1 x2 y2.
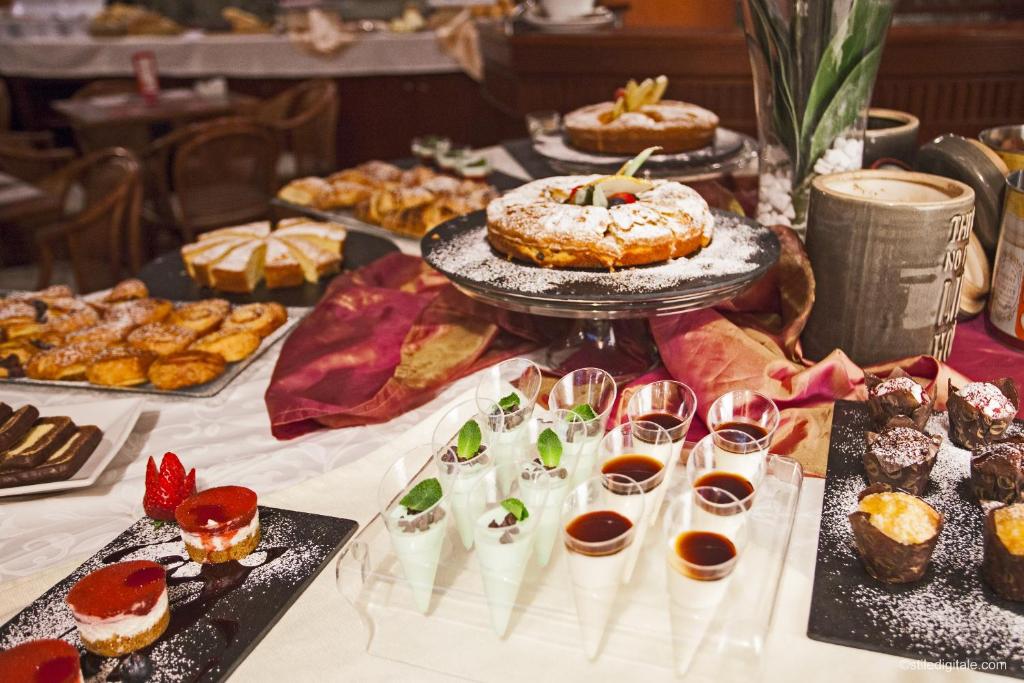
436 417 495 550
384 477 448 614
472 501 538 637
521 427 583 567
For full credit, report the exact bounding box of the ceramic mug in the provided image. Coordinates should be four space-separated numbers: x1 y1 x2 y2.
863 108 920 168
541 0 595 20
803 170 976 365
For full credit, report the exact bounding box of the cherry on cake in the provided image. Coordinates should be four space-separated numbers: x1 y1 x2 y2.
65 560 169 657
175 485 261 563
0 639 82 683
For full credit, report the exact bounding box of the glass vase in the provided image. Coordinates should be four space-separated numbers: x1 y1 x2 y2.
741 0 895 236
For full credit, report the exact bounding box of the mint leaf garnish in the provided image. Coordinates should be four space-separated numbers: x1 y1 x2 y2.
537 428 563 468
151 520 166 530
400 478 442 514
501 497 529 522
457 419 482 460
570 403 597 421
498 392 521 412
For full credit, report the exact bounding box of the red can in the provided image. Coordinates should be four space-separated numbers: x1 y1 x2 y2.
132 51 160 104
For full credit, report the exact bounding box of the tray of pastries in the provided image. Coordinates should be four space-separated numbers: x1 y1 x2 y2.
0 280 299 398
275 160 499 242
180 218 346 294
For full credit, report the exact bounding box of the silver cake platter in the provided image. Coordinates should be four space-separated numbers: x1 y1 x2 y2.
422 209 780 381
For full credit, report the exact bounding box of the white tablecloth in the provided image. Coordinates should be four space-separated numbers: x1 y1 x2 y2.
0 31 461 79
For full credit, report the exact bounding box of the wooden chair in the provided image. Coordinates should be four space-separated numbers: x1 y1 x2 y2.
0 140 77 182
0 79 11 132
171 118 279 242
69 79 151 153
34 148 142 293
257 79 338 180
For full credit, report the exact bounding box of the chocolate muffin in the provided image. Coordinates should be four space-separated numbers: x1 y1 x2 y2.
947 378 1018 450
971 442 1024 505
864 368 933 431
849 483 943 584
863 426 942 496
982 503 1024 601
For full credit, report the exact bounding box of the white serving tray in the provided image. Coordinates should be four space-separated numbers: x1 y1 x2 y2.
337 439 802 682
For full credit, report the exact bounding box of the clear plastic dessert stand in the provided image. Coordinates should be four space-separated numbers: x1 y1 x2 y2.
336 440 802 682
421 209 781 383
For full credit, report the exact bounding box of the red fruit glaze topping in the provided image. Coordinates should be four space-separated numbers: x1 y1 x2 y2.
143 451 196 521
0 640 81 683
66 560 166 620
175 486 257 534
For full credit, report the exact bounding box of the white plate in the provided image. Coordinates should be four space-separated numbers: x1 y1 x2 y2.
0 397 144 497
522 6 615 31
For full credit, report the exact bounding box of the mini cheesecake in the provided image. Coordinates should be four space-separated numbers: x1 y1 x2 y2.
971 442 1024 505
865 369 933 430
863 426 941 496
849 483 943 584
983 503 1024 601
175 486 260 563
947 378 1019 449
0 639 82 683
65 560 169 657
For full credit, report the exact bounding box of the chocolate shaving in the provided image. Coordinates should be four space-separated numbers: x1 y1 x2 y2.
863 426 941 496
488 512 518 529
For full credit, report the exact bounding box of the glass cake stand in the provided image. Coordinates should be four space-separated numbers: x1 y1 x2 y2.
421 209 780 382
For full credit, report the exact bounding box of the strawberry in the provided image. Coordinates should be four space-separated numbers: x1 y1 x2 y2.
607 192 638 206
143 452 196 521
614 87 626 101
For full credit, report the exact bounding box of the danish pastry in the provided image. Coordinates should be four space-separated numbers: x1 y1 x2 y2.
25 342 105 381
147 350 226 390
168 299 230 336
103 298 173 327
127 322 198 356
65 321 135 345
316 181 373 209
86 346 155 387
104 278 149 303
0 340 38 377
277 177 332 207
190 328 260 362
221 302 287 338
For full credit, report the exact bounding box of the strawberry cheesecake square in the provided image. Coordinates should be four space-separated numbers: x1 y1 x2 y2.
65 560 169 657
0 638 82 682
175 485 261 563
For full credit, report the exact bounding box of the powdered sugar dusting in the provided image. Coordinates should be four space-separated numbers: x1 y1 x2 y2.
814 403 1024 666
872 376 924 403
428 212 765 296
958 382 1016 420
869 426 934 470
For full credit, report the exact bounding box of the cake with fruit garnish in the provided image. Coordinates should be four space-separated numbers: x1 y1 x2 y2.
486 148 713 268
0 639 82 683
947 378 1019 449
65 560 169 657
175 485 261 563
564 76 719 155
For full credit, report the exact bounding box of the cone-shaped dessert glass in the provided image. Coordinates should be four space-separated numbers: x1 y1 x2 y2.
518 409 588 567
469 461 550 637
548 367 617 488
432 399 501 550
476 358 542 491
685 430 766 539
379 444 451 614
561 472 645 660
706 389 779 482
597 420 672 581
624 379 697 465
662 487 748 677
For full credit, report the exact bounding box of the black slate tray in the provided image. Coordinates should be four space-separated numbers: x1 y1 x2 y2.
808 400 1024 676
0 506 358 682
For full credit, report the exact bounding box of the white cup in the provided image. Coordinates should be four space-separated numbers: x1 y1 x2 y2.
541 0 595 20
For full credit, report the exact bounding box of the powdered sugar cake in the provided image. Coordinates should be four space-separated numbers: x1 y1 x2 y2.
0 506 356 682
809 400 1024 677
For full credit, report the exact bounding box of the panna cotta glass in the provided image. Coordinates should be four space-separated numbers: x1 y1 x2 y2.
379 444 451 614
561 472 645 660
517 409 588 567
469 461 550 637
598 420 672 581
706 389 779 482
432 399 500 550
476 358 542 489
624 380 697 466
662 487 747 677
685 430 765 537
548 367 617 488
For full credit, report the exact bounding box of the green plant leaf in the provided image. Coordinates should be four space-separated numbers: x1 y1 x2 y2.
570 403 598 421
457 419 482 460
498 392 521 412
400 478 443 514
537 428 563 468
802 42 885 180
501 497 529 522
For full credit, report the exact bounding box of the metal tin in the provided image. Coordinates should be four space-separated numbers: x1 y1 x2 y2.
987 170 1024 349
980 125 1024 173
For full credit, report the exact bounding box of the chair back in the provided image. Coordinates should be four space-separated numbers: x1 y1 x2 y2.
0 142 76 182
0 79 11 131
171 117 279 242
258 79 337 178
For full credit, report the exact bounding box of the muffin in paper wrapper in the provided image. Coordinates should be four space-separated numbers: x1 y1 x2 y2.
864 368 933 431
982 504 1024 602
971 442 1024 505
863 427 941 496
947 378 1019 450
849 483 943 584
